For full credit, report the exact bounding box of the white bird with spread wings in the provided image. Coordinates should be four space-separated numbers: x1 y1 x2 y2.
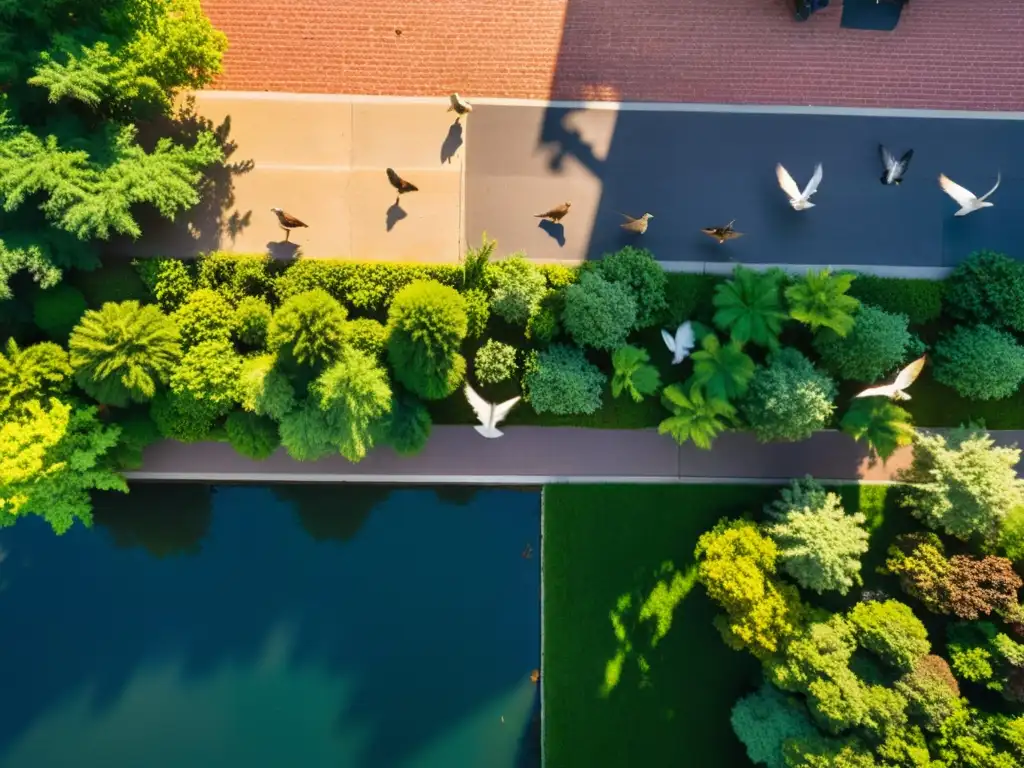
661 322 695 365
854 356 927 401
464 384 521 439
939 172 1001 216
776 163 823 210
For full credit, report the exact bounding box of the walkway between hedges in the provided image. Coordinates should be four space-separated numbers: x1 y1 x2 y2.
126 428 1024 485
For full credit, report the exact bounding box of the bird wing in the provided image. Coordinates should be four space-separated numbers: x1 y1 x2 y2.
386 168 402 190
939 174 977 206
618 212 638 223
675 322 695 355
776 164 802 200
801 163 823 198
897 149 914 176
490 396 522 427
853 384 896 399
978 172 1001 202
661 328 677 353
892 356 927 391
464 384 493 425
280 212 306 227
700 227 722 241
879 144 896 171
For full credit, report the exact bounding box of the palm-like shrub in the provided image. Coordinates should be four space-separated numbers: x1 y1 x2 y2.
522 344 606 415
474 340 518 385
933 324 1024 401
0 339 71 416
611 345 661 402
595 246 667 329
840 398 915 462
562 272 637 351
658 381 736 449
234 296 273 348
387 280 468 400
268 288 349 368
712 266 788 349
785 269 859 336
945 250 1024 331
173 288 236 347
488 254 547 325
461 233 495 291
690 334 755 401
741 348 837 443
814 304 913 383
225 411 280 460
70 300 181 407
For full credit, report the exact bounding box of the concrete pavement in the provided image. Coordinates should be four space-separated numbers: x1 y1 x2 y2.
126 428 1024 485
123 93 1024 273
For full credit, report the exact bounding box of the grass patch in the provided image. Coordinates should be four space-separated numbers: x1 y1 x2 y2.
542 483 904 767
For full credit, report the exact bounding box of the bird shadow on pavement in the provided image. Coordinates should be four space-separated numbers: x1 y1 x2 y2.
441 120 464 164
266 241 300 261
121 96 255 258
538 219 566 247
386 202 408 231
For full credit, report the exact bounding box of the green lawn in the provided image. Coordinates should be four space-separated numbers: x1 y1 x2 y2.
541 483 901 768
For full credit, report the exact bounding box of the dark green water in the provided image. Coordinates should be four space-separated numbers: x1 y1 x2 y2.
0 484 541 768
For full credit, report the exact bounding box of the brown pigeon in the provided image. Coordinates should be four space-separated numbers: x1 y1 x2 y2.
386 168 419 202
534 202 571 222
447 93 473 119
701 220 744 244
270 208 307 241
619 212 653 234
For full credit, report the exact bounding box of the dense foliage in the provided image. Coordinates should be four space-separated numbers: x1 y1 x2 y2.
523 344 605 416
611 345 661 403
713 267 788 349
562 271 637 351
785 269 859 336
474 339 517 385
741 348 837 443
814 304 913 383
593 246 667 329
488 254 547 325
933 324 1024 401
944 250 1024 332
840 398 915 462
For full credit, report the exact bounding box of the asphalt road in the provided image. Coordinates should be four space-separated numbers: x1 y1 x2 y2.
466 105 1024 267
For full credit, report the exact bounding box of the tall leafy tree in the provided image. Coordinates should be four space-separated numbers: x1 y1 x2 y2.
848 600 930 671
658 381 736 450
0 397 126 533
840 398 915 463
785 269 860 336
610 345 661 403
0 0 227 297
0 338 71 415
69 300 181 406
731 681 819 768
712 266 788 349
690 334 755 401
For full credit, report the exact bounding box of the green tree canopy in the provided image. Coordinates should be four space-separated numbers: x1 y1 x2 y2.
69 300 181 407
594 246 668 329
731 680 818 768
562 271 637 351
0 338 71 416
0 0 227 296
848 599 930 671
741 348 837 443
814 304 913 383
267 288 349 368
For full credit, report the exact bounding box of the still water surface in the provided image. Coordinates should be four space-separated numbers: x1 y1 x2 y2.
0 484 541 768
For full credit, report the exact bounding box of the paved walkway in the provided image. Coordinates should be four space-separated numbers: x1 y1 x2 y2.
127 428 1024 485
200 0 1024 111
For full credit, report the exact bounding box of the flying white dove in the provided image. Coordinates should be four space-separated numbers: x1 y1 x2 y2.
853 356 927 401
661 321 695 365
464 384 521 439
938 172 1001 216
776 163 823 210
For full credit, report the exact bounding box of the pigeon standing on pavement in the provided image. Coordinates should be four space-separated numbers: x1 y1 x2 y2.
535 202 571 222
776 163 823 210
853 356 927 401
879 144 914 185
447 93 473 120
938 172 1001 216
700 220 744 244
386 168 419 204
619 212 653 234
270 208 307 241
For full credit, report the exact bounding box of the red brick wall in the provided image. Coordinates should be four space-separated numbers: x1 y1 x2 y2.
201 0 1024 110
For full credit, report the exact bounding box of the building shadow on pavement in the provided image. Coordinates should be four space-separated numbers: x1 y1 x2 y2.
118 96 254 259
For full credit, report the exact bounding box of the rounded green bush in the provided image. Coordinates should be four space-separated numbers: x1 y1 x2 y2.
346 317 388 359
595 246 667 329
562 272 637 351
526 291 563 344
173 288 236 347
234 296 273 348
386 280 468 400
933 324 1024 401
741 348 837 443
945 250 1024 331
197 252 274 304
814 304 912 382
267 288 348 367
382 391 432 456
238 354 297 420
488 255 548 325
225 411 281 460
463 288 490 339
474 339 518 385
135 258 196 312
32 283 87 341
523 344 606 415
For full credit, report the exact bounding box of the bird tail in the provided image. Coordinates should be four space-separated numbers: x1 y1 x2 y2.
474 425 503 439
